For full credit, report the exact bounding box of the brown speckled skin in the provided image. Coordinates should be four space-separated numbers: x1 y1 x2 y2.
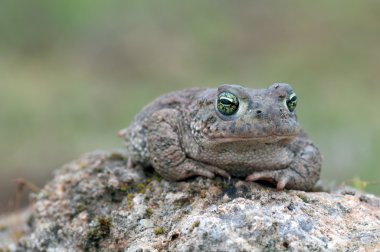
119 83 322 190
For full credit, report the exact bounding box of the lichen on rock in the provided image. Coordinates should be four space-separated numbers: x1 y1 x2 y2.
2 150 380 251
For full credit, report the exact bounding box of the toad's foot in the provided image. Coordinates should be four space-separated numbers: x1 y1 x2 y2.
245 168 297 191
192 162 231 179
159 159 231 181
246 167 313 191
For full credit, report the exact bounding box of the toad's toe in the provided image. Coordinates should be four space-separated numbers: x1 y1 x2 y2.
246 170 288 190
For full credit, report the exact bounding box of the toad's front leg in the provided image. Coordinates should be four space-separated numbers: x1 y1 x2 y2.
146 108 230 181
246 140 322 191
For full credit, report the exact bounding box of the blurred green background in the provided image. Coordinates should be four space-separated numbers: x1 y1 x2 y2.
1 1 380 213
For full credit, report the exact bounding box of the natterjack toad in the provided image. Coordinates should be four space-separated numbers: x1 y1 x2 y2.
119 83 322 190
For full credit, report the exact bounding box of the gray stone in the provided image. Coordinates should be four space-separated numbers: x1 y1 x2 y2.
1 150 379 251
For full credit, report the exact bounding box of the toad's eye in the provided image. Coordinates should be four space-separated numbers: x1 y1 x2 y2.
286 92 297 112
217 91 239 116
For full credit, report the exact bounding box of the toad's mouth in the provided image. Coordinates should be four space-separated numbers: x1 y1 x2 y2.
207 134 297 143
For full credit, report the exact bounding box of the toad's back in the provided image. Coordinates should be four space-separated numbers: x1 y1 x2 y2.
122 88 205 166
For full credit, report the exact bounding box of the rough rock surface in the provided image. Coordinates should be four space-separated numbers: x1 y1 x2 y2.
2 150 380 251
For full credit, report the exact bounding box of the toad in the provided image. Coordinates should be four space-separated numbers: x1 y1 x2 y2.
119 83 322 190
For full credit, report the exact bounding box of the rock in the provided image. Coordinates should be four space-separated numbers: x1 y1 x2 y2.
1 150 380 251
0 208 32 251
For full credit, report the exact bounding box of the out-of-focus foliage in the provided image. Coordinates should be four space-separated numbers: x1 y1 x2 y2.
1 0 380 212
